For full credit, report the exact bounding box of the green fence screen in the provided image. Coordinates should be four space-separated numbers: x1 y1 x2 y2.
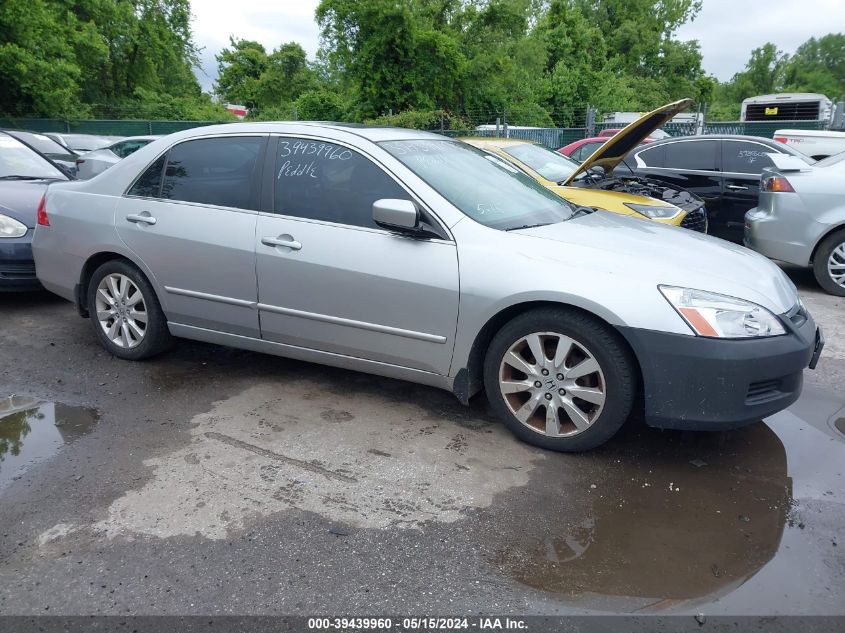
0 118 221 136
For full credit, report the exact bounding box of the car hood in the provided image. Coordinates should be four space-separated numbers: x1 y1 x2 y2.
0 180 51 228
563 99 692 186
513 210 798 314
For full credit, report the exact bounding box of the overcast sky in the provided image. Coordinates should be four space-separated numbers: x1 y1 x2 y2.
191 0 844 93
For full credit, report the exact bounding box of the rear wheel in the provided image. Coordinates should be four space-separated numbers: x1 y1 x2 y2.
86 260 172 360
483 308 636 452
812 230 845 297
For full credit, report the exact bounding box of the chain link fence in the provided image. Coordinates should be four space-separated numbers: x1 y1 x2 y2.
0 109 836 150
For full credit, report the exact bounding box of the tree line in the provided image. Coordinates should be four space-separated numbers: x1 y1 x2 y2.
1 1 843 127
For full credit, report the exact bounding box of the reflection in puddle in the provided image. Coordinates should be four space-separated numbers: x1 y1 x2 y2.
496 422 792 611
0 395 99 489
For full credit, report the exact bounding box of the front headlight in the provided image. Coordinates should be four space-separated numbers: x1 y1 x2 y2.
624 203 682 220
0 214 27 238
659 285 786 338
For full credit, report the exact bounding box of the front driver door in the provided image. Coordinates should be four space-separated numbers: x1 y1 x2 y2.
255 136 459 376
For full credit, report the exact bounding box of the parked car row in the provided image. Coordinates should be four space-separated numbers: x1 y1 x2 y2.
466 100 708 233
0 130 158 180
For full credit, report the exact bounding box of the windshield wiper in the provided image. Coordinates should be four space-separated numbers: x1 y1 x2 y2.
505 222 553 231
0 175 45 180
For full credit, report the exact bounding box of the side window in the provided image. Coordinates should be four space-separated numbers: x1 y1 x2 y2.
127 155 166 197
575 142 601 161
636 144 666 167
723 142 776 174
664 140 719 171
161 136 263 209
274 138 408 229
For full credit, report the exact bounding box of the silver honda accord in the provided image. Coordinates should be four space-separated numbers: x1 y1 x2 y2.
32 123 823 451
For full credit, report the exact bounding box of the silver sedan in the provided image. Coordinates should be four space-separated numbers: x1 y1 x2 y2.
32 123 821 451
746 152 845 296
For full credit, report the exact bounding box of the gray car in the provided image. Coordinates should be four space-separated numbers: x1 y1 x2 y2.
32 123 823 451
745 152 845 296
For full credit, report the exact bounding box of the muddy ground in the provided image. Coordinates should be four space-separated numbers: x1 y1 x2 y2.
0 265 842 617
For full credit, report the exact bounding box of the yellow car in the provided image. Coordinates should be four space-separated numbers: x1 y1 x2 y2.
462 99 708 231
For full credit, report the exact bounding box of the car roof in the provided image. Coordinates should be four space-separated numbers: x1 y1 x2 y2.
164 122 447 144
643 134 782 145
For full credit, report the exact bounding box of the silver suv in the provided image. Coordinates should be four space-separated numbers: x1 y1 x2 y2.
32 124 823 451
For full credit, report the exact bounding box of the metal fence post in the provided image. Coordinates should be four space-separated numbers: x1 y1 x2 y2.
586 106 596 137
495 117 500 137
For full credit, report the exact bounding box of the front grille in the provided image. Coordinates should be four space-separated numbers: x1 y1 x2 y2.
0 261 36 280
680 207 708 233
746 379 782 405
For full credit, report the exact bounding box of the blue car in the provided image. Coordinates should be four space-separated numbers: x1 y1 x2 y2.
0 131 71 291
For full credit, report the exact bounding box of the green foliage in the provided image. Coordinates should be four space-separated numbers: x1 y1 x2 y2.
3 1 842 128
294 90 348 121
364 109 470 130
0 0 228 120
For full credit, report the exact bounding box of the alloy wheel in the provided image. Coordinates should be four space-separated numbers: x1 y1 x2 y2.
498 331 606 437
95 273 147 349
827 243 845 289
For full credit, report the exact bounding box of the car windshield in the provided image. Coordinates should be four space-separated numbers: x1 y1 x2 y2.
499 143 580 183
0 134 67 179
10 131 72 156
381 139 575 230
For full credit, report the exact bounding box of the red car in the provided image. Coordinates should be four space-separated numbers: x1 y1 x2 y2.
559 135 655 163
559 128 668 162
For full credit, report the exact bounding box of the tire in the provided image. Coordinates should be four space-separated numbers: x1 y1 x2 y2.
483 307 636 452
86 259 172 360
812 230 845 297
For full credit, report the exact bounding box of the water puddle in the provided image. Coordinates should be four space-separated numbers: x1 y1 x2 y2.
0 395 100 490
494 385 845 612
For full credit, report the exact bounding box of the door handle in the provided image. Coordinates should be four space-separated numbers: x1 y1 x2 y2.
126 213 157 225
262 235 302 251
727 185 749 191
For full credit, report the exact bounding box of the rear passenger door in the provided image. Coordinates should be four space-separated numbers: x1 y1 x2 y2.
117 135 266 337
634 139 725 237
721 140 781 243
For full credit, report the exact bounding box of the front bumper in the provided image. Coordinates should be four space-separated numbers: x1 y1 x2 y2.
0 229 41 291
619 309 820 430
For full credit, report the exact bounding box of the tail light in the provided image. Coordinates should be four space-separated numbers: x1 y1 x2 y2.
762 176 794 192
36 194 50 226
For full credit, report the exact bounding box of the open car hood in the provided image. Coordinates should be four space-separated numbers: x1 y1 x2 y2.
563 99 692 186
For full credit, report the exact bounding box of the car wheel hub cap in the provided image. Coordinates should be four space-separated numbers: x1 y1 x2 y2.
498 332 606 438
95 274 147 349
828 243 845 288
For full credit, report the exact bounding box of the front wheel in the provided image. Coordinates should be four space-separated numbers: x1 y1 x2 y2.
86 260 172 360
813 230 845 296
483 308 636 452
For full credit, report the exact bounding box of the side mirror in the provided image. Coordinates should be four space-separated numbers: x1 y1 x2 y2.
373 199 419 231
